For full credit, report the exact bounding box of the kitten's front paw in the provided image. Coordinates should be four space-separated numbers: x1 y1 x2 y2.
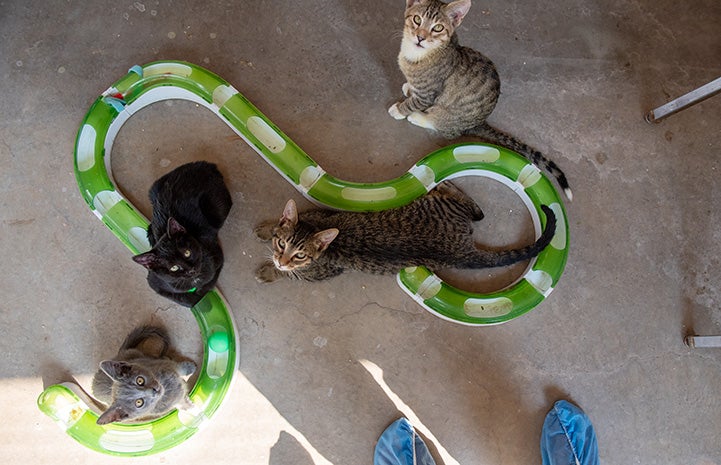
407 111 437 130
388 103 406 120
255 261 281 283
254 221 276 241
401 82 414 97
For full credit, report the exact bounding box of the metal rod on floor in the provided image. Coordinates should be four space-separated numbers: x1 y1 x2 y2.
684 335 721 348
645 77 721 123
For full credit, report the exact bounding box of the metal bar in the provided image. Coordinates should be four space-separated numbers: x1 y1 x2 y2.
645 76 721 123
684 335 721 348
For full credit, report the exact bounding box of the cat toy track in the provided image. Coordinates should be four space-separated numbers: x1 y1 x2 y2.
40 60 568 451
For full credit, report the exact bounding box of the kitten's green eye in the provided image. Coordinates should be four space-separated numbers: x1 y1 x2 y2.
295 252 307 260
136 376 145 386
413 15 421 25
170 265 180 272
183 249 191 258
432 24 444 32
277 239 286 249
135 399 144 408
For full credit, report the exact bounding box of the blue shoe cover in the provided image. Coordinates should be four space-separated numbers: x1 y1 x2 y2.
374 418 436 465
541 400 599 465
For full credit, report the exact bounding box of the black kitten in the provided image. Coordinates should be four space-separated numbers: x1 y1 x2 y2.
133 161 232 307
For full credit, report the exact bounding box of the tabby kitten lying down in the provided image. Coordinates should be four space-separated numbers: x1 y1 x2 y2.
133 161 233 307
254 181 556 283
92 326 196 425
388 0 572 200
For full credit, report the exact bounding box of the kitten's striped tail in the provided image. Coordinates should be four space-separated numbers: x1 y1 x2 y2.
120 325 170 356
464 205 557 268
466 123 573 201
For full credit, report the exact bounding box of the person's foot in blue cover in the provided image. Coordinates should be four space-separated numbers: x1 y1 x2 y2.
541 400 600 465
374 418 436 465
375 400 599 465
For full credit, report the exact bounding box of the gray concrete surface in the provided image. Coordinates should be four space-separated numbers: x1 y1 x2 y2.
2 1 721 464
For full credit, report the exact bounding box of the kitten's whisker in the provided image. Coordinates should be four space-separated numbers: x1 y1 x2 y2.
262 246 275 261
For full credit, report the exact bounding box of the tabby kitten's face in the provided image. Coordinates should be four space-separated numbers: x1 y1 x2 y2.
270 200 338 273
401 0 471 60
96 361 163 425
133 218 204 286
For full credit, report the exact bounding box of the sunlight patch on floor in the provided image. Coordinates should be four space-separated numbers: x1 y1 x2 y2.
360 359 461 465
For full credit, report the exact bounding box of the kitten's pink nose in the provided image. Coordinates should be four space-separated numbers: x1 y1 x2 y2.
416 35 425 45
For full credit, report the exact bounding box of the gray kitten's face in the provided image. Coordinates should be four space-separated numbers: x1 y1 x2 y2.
401 0 470 60
96 361 163 425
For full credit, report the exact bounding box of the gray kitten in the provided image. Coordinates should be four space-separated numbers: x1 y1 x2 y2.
388 0 572 200
254 181 556 283
92 326 196 425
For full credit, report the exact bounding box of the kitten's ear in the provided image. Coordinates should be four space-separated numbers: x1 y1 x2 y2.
313 228 339 252
179 360 197 377
132 251 158 269
445 0 471 27
167 217 186 237
405 0 422 8
280 199 298 227
96 405 130 425
99 360 133 381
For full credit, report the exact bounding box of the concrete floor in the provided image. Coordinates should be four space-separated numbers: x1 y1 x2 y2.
2 0 721 464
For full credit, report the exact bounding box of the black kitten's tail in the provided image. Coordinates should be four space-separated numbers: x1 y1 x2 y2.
463 205 557 268
466 123 573 201
121 325 169 357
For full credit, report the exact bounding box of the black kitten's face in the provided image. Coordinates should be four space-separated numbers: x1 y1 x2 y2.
153 233 203 278
133 218 206 289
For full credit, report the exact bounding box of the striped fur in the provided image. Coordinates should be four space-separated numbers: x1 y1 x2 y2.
254 181 556 283
389 0 572 200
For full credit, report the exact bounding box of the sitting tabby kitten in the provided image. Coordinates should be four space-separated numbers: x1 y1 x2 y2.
254 181 556 283
388 0 573 200
92 325 196 425
133 161 233 307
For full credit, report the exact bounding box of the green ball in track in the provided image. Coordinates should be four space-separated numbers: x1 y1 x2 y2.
208 331 229 352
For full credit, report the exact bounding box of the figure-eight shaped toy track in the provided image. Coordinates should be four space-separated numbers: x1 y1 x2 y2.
38 61 568 456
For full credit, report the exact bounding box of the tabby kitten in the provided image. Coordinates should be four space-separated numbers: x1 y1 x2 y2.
254 181 556 283
92 326 196 425
388 0 573 200
133 161 233 307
